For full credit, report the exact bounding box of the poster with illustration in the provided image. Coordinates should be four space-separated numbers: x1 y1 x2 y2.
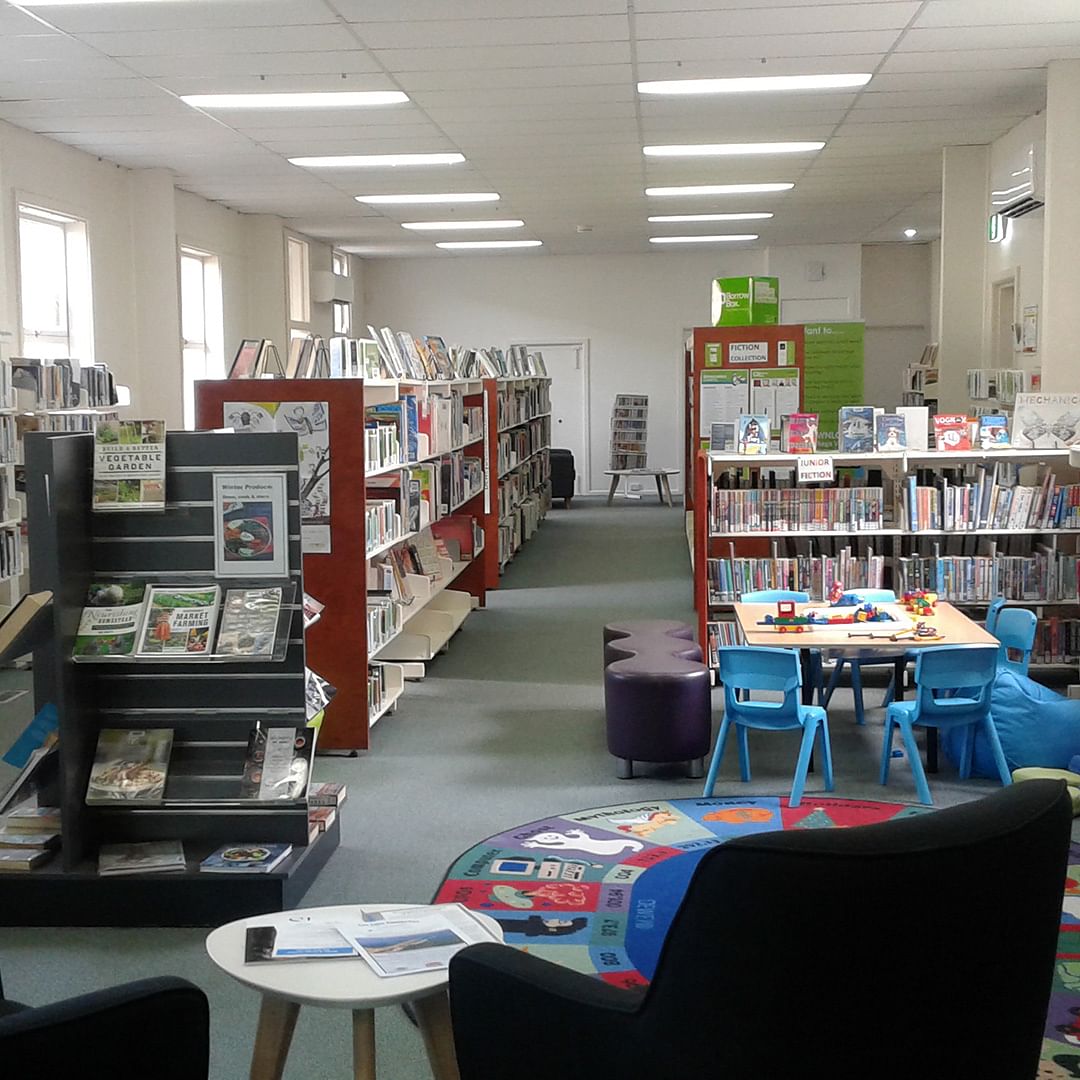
224 401 331 553
213 473 288 578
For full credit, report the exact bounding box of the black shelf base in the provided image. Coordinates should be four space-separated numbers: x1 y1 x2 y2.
0 819 340 927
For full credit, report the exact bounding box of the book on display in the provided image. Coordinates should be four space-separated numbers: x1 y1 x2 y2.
215 587 283 657
98 840 186 876
200 843 292 874
737 415 770 455
838 406 875 453
135 586 221 657
72 582 147 658
875 413 907 452
85 728 173 804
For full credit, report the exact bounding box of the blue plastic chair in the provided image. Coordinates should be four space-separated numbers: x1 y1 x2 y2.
703 646 834 808
879 644 1010 805
737 590 821 700
820 589 898 724
994 607 1037 676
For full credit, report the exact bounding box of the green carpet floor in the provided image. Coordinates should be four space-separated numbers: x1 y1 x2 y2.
0 498 1024 1077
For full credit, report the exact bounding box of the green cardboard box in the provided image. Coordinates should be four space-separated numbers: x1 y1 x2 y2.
711 276 780 326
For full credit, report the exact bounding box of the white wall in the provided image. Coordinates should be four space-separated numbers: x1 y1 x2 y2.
767 243 862 323
363 244 863 493
861 243 931 407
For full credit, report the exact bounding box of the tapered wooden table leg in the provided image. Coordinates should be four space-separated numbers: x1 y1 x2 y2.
250 995 300 1080
655 474 665 503
352 1008 377 1080
661 473 674 507
607 474 620 505
413 991 461 1080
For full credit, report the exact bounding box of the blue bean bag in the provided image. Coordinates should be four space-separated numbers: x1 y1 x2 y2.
942 669 1080 777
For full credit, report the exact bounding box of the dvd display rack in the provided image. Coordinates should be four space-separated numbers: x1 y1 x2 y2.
692 444 1080 675
610 394 648 471
9 429 338 926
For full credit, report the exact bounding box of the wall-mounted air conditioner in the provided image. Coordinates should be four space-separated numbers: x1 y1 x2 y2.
990 141 1044 219
311 269 352 303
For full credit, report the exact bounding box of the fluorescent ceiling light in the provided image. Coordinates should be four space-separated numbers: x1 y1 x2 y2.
638 73 873 95
648 212 773 223
436 240 542 250
646 183 794 197
181 91 408 109
290 153 464 168
356 192 499 205
644 141 823 157
903 228 918 238
402 220 524 231
649 234 758 244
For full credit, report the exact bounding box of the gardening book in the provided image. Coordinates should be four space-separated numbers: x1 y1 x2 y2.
781 413 818 454
838 406 875 453
73 581 147 658
933 414 972 452
239 725 313 801
98 840 186 875
92 419 166 511
200 843 292 874
135 586 221 657
737 415 770 455
216 587 284 658
875 413 907 452
85 728 173 804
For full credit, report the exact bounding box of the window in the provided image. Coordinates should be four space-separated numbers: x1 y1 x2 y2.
331 249 349 278
332 299 351 336
287 235 310 328
18 203 93 360
179 246 224 429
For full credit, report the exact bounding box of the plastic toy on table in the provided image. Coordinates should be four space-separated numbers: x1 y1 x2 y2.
760 602 892 631
902 590 938 616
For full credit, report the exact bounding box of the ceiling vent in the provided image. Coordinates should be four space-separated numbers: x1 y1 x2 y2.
990 141 1044 219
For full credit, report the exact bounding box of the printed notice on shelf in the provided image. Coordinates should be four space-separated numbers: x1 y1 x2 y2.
727 341 769 365
797 456 835 484
699 370 749 438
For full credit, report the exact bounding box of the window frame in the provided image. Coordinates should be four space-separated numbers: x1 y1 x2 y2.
178 244 224 430
287 234 311 332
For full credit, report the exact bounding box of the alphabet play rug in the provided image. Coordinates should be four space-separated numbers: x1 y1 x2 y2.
435 795 1080 1077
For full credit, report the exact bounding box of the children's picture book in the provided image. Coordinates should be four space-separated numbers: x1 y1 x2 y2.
838 406 875 453
216 587 284 657
200 843 292 874
239 725 313 801
781 413 819 454
135 586 221 657
92 419 166 512
875 413 907 452
1011 393 1080 448
98 840 186 875
85 728 173 804
737 414 770 455
73 581 147 658
933 413 972 452
979 414 1011 449
213 473 288 578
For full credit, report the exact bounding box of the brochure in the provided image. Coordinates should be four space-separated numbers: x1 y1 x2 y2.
72 582 147 658
135 586 221 656
85 728 173 804
216 587 283 657
213 473 288 578
92 419 166 511
239 725 313 801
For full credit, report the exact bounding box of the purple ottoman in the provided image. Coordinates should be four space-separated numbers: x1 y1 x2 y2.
603 621 711 780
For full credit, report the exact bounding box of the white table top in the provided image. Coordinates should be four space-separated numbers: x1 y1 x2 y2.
604 467 679 475
205 903 503 1009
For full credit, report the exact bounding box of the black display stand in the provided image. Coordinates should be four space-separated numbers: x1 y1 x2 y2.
0 430 339 927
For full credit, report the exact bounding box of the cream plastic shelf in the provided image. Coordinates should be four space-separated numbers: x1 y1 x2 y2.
368 662 404 729
374 589 471 663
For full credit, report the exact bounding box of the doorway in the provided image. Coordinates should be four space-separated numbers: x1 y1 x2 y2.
990 274 1018 368
514 340 590 494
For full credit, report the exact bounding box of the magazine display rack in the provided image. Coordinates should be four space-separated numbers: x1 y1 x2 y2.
610 394 648 471
693 445 1080 674
9 430 338 927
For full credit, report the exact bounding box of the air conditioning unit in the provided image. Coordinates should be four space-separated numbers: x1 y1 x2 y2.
990 141 1044 219
311 269 351 303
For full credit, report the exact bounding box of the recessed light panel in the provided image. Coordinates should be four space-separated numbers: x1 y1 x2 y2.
401 220 525 231
637 73 873 95
290 153 464 168
644 142 824 157
182 92 409 109
645 183 794 197
648 213 773 222
356 193 499 205
649 235 758 244
436 240 542 250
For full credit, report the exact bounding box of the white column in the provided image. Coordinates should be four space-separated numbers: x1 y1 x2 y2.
936 145 989 413
1039 59 1080 393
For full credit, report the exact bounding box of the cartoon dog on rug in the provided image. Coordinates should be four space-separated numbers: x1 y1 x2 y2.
522 829 643 856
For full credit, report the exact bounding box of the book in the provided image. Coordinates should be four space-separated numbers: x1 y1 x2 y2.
875 413 907 452
0 828 59 850
98 840 186 876
213 473 289 578
0 590 51 664
228 339 264 379
1012 393 1080 449
896 405 929 451
737 414 770 455
73 581 147 658
781 413 818 454
308 781 347 808
0 848 54 872
305 668 338 720
302 592 324 629
308 806 336 833
0 744 57 816
2 803 61 833
86 728 173 804
136 586 221 656
216 587 283 657
979 414 1011 449
709 421 735 452
92 419 166 511
838 406 875 453
933 413 972 452
200 842 292 874
239 726 313 801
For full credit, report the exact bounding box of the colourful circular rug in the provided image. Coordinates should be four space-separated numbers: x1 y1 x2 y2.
435 794 1080 1077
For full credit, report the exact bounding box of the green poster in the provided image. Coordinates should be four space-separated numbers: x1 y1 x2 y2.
704 342 723 367
802 322 865 452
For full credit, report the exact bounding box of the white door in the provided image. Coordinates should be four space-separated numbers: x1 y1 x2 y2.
518 340 588 494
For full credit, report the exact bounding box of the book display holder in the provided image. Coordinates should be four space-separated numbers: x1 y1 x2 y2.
5 430 338 927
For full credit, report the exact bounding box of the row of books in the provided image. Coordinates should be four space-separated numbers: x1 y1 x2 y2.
967 368 1025 404
368 664 390 716
1035 619 1080 665
896 552 1079 603
706 551 887 605
497 380 551 431
0 524 20 582
498 416 551 476
366 498 407 555
904 474 1080 532
365 386 481 468
366 329 548 382
11 357 118 411
368 594 403 653
499 492 547 567
73 582 285 659
498 451 550 521
706 620 741 668
710 487 885 534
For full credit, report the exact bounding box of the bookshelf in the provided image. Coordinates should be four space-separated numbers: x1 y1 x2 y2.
610 394 648 471
9 429 339 927
693 445 1080 674
902 343 939 411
